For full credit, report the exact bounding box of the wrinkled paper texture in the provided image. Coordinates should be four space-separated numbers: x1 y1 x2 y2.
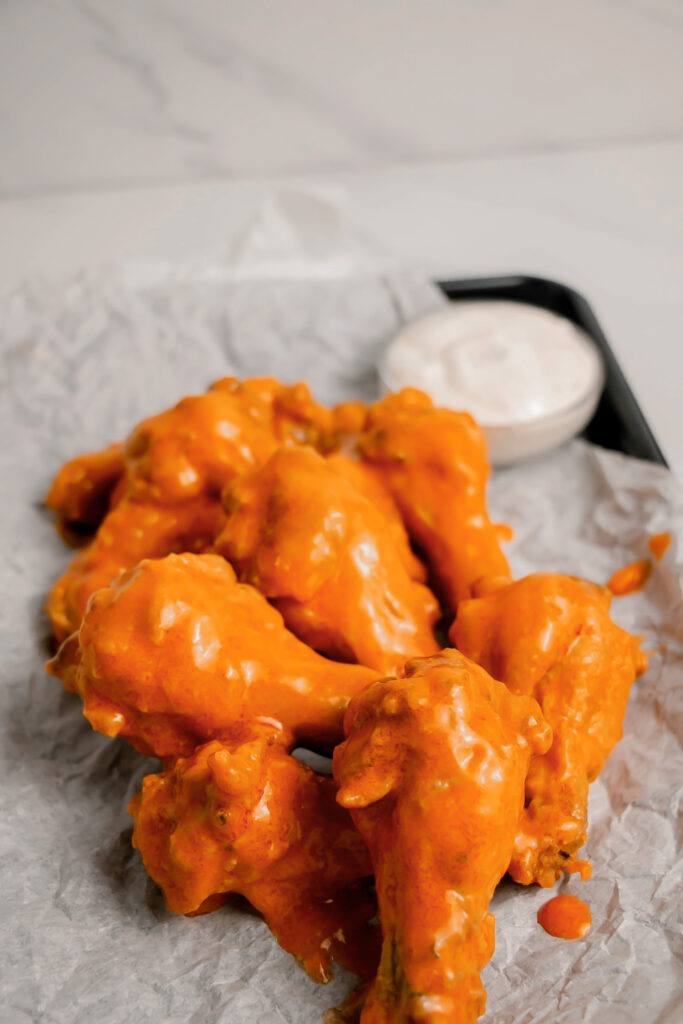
0 266 681 1024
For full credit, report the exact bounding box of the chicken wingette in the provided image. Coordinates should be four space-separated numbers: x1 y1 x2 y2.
130 724 379 984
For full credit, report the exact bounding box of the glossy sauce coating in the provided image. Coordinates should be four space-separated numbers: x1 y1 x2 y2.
564 859 592 881
47 552 376 756
329 401 369 450
211 376 337 452
46 498 224 643
358 389 510 614
451 572 647 886
216 447 439 673
129 725 379 983
333 650 551 1023
326 453 427 583
607 558 652 596
537 894 592 940
46 442 125 533
45 377 334 642
122 382 278 505
649 532 671 561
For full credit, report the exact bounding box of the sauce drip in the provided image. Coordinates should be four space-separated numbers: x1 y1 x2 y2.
538 894 592 940
496 523 515 543
608 558 652 596
564 858 592 881
649 532 671 561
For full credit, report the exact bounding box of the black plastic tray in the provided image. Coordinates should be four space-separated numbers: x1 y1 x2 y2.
437 275 667 467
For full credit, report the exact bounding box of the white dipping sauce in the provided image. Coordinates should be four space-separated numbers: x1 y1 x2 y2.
380 301 604 465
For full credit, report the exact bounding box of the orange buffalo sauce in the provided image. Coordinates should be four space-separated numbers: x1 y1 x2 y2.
607 558 652 596
538 894 592 940
564 858 592 881
649 532 671 561
496 523 515 543
451 572 646 888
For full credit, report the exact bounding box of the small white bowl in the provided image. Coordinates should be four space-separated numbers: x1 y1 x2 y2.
378 302 605 466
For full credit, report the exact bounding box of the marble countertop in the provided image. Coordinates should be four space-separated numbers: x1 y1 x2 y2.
1 0 681 472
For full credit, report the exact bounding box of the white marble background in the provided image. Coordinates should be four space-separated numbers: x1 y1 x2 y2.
0 0 681 468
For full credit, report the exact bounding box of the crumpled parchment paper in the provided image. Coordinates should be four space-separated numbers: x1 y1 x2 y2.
1 263 681 1024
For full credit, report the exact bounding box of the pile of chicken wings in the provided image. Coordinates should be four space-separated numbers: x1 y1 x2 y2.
45 376 646 1023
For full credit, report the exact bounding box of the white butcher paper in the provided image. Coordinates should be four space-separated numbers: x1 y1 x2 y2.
0 265 681 1024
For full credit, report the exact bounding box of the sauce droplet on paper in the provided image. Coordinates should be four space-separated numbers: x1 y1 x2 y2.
538 894 592 940
607 558 652 596
649 532 671 561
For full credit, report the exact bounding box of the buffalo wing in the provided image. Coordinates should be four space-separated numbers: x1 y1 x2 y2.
129 725 379 983
216 447 439 673
358 390 510 614
47 552 376 757
451 572 647 886
333 650 550 1023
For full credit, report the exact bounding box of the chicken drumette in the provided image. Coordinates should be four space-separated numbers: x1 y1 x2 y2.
47 553 376 757
215 447 439 674
357 390 510 615
333 650 550 1024
129 724 379 984
450 572 647 887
